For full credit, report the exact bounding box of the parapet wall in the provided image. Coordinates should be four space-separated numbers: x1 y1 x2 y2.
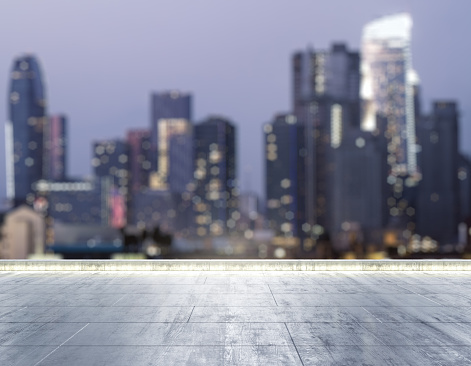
1 259 470 271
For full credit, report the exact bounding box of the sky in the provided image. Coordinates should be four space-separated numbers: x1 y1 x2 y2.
1 0 470 203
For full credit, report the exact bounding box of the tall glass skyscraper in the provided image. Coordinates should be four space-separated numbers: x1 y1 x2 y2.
361 13 417 175
6 55 47 205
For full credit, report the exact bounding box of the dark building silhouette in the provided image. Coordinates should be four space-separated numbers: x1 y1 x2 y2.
193 116 237 237
45 114 67 181
6 55 47 206
292 43 361 238
416 102 460 245
458 155 471 223
265 113 305 241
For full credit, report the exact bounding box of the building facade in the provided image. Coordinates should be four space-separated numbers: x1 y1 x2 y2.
416 101 460 245
6 55 47 206
193 116 237 237
292 43 361 236
361 13 417 175
150 91 193 193
126 129 152 193
45 114 67 181
92 139 130 228
265 114 305 241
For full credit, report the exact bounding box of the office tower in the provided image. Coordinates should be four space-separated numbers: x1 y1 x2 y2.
458 155 471 222
416 102 460 245
265 114 305 240
360 14 422 240
6 55 47 205
361 13 417 175
293 43 360 123
92 139 129 228
330 129 388 253
193 116 237 237
34 179 104 226
292 43 360 234
126 129 152 193
45 114 67 181
150 91 193 193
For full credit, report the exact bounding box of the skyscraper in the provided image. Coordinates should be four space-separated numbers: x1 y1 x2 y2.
92 139 129 228
45 114 67 181
416 101 460 244
126 129 152 193
359 14 423 242
150 91 193 193
193 116 237 237
292 43 360 234
293 43 360 122
6 55 47 205
265 113 305 240
361 13 417 175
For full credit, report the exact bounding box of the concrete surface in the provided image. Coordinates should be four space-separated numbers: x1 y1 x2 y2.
1 270 471 365
1 259 471 271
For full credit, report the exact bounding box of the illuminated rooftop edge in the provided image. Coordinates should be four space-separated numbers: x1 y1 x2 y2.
1 260 470 271
363 12 412 42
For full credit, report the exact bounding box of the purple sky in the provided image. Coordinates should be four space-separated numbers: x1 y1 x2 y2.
1 0 470 202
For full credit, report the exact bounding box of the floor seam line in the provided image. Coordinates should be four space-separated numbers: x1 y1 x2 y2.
361 306 383 323
187 306 195 323
0 306 27 320
268 284 278 306
33 323 89 366
356 321 387 346
396 284 444 306
110 294 127 307
284 323 305 366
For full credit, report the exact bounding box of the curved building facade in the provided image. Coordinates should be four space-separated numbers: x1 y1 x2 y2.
6 55 47 205
360 13 417 176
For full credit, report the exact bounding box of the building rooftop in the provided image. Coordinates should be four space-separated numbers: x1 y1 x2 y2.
1 260 471 365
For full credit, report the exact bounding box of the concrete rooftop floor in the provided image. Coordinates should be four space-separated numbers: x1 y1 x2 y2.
1 269 471 365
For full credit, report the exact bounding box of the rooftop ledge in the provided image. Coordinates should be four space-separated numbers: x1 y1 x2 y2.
0 259 470 271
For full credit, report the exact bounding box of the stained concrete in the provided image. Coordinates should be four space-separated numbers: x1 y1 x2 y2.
1 270 471 365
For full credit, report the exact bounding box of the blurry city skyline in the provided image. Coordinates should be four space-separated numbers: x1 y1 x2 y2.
1 0 471 203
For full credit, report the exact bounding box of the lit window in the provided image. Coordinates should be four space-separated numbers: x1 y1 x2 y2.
280 179 291 189
118 154 128 164
355 137 366 148
263 124 272 133
25 157 34 167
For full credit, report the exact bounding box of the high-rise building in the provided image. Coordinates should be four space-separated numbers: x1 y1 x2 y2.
360 14 422 240
193 116 237 237
361 13 417 175
6 55 47 205
458 155 471 223
45 114 67 181
293 43 360 123
92 139 129 228
292 43 361 235
416 101 460 244
330 129 388 252
150 91 193 193
264 114 305 241
126 129 152 193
